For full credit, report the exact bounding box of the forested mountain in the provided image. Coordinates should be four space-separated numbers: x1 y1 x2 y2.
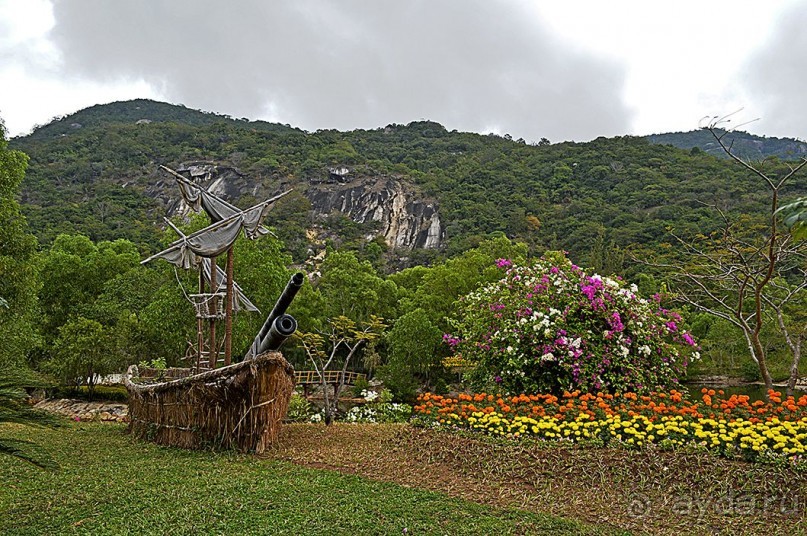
23 99 300 142
647 129 807 160
11 99 807 271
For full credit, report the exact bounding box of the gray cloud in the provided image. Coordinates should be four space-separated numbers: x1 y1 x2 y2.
742 1 807 139
49 0 631 141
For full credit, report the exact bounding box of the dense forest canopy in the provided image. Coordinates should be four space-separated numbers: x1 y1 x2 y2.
11 99 807 272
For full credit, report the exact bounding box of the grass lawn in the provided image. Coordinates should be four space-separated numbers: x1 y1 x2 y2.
0 423 623 535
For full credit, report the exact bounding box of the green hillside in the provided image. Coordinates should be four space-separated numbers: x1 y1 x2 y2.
11 100 807 269
24 99 299 142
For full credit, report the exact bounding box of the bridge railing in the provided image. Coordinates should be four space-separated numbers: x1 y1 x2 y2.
294 370 367 386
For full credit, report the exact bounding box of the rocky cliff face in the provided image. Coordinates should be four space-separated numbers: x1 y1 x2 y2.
307 175 443 250
150 163 443 251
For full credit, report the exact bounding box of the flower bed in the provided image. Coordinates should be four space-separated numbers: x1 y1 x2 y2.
414 390 807 463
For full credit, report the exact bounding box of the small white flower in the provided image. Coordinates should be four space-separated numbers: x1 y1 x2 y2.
541 352 555 361
544 328 552 337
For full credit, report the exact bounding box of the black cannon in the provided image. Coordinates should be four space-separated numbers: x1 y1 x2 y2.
245 272 304 358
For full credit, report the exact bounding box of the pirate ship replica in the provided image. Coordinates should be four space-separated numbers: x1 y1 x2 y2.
124 165 302 453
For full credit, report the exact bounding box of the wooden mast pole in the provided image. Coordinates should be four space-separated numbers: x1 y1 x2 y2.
197 265 205 372
224 247 234 366
209 256 218 369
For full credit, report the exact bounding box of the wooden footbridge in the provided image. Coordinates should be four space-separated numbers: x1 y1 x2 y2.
294 370 367 396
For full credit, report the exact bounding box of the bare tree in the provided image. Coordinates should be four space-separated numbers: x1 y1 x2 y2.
650 114 807 397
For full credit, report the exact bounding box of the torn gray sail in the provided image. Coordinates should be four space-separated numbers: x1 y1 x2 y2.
142 190 293 268
166 165 273 239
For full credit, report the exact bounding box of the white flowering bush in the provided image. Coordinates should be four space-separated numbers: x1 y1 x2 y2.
361 389 379 402
344 402 412 423
345 389 412 423
446 252 699 394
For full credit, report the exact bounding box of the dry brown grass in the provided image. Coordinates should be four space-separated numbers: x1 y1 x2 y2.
270 423 806 536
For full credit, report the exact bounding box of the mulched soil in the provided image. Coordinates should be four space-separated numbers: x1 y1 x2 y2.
269 423 806 536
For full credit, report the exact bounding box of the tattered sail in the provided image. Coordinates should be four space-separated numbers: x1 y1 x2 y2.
162 164 273 239
201 257 259 313
141 190 292 268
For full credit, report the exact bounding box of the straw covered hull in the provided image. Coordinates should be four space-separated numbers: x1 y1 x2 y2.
124 352 294 453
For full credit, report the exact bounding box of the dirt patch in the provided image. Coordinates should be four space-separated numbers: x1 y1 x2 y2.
269 423 806 536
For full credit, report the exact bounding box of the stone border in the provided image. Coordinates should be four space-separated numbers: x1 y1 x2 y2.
34 398 128 423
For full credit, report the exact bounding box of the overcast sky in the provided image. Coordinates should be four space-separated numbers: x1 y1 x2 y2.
1 0 805 142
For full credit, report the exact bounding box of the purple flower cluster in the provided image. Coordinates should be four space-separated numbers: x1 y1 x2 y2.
447 253 699 394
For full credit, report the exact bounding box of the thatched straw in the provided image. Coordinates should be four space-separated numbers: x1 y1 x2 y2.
124 352 294 453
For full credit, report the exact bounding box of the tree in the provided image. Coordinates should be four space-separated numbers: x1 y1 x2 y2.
659 118 807 396
314 250 398 324
777 197 807 241
38 235 140 343
0 120 40 369
296 315 386 424
381 308 442 400
0 120 57 468
393 236 528 333
49 316 120 396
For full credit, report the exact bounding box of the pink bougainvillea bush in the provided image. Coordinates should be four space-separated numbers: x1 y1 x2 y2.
446 252 699 394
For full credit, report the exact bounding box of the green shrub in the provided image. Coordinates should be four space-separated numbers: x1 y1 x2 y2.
741 359 762 382
351 377 370 397
285 393 313 422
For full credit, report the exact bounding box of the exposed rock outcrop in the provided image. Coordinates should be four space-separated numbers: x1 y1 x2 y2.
307 176 443 249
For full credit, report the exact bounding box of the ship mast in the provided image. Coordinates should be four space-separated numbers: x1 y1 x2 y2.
143 166 291 371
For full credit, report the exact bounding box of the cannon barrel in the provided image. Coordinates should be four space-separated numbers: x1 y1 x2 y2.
256 313 298 353
246 272 304 358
